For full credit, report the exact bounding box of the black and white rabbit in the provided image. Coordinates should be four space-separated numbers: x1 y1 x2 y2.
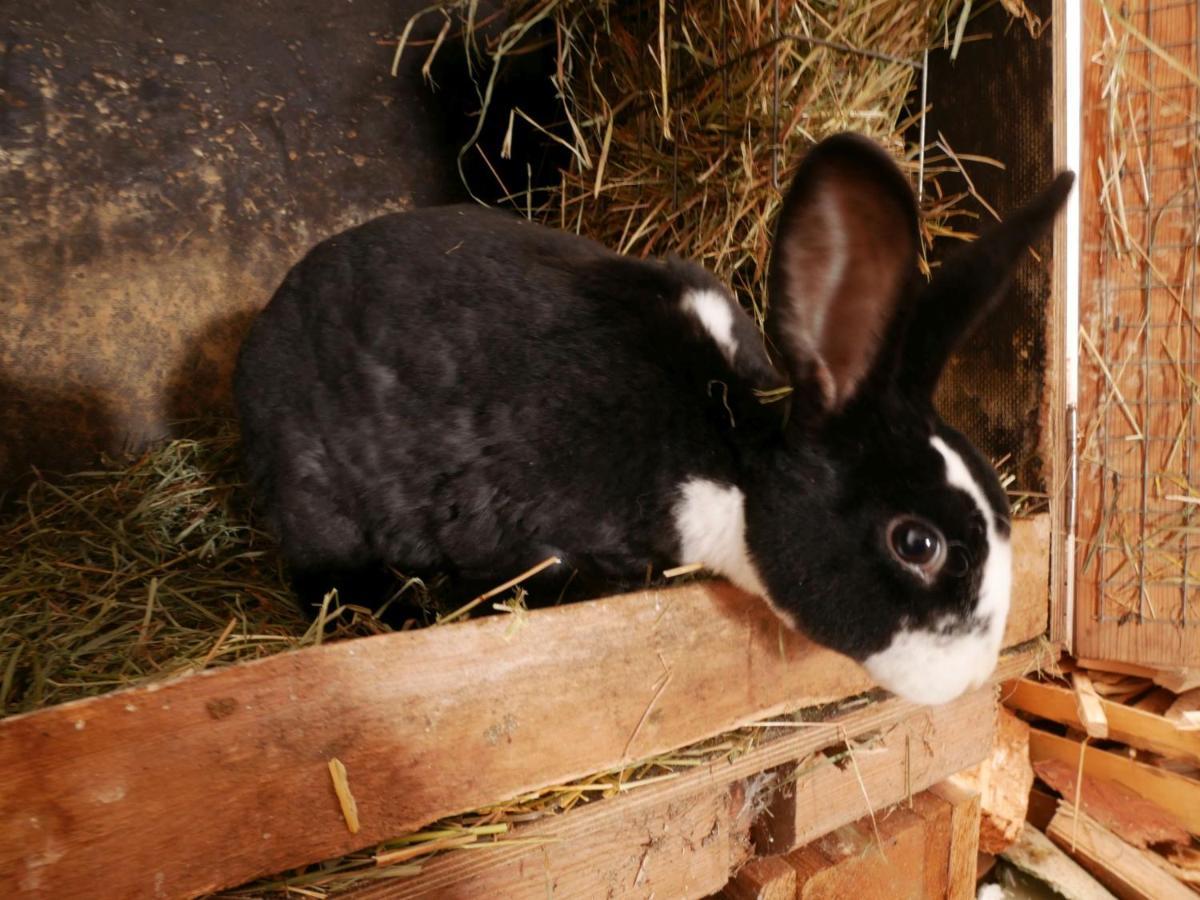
235 133 1073 705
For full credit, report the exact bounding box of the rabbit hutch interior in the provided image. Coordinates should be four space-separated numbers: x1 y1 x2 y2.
1 0 1132 896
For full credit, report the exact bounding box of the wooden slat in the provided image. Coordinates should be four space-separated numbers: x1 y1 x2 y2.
1071 671 1110 738
1034 758 1191 849
928 780 981 899
1046 804 1194 900
1028 728 1200 836
0 518 1049 900
785 806 930 899
912 792 954 900
1009 512 1053 642
754 689 995 855
1004 677 1200 764
1072 657 1200 694
721 855 797 900
348 677 1024 899
1047 0 1071 648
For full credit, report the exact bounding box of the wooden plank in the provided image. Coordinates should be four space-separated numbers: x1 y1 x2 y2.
786 807 929 899
1074 658 1200 693
1009 512 1053 643
1048 0 1071 649
1072 672 1110 738
1028 728 1200 836
373 779 751 900
1046 804 1194 900
927 780 982 900
721 856 797 900
0 520 1051 900
1153 670 1200 695
1001 821 1117 900
753 688 995 855
1034 757 1190 848
911 792 954 900
1165 688 1200 730
1004 677 1200 764
348 682 1018 899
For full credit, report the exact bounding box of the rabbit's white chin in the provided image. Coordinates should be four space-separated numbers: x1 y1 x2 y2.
866 435 1015 706
864 524 1012 706
862 623 1003 706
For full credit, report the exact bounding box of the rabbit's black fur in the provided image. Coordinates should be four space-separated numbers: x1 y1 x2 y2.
236 134 1073 704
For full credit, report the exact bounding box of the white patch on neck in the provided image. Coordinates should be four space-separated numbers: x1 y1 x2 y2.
681 289 738 362
862 436 1012 706
673 477 786 618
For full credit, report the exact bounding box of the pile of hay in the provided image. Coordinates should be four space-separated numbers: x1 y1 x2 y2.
399 0 1037 317
0 423 416 717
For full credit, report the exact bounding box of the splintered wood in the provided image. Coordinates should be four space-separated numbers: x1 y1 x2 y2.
1075 0 1200 665
1046 804 1196 900
1006 667 1200 897
951 707 1033 855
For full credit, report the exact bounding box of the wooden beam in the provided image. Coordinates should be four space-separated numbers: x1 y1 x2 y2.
376 779 753 900
1028 729 1200 836
1046 804 1194 900
721 856 797 900
753 689 995 855
1074 658 1200 694
786 808 929 898
1005 677 1200 765
1001 821 1117 900
347 680 1022 899
1034 758 1190 849
919 781 981 900
0 516 1051 900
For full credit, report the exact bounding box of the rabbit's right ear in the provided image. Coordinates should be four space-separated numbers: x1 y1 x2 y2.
766 134 920 414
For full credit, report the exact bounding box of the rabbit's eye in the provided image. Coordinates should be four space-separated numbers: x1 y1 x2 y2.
886 517 946 580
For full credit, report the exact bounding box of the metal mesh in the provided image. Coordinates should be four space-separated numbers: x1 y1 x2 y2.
1085 0 1200 626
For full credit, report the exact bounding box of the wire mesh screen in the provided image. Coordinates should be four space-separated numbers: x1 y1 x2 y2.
1077 0 1200 635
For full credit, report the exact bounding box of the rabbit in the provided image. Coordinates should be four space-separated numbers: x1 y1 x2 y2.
234 132 1074 706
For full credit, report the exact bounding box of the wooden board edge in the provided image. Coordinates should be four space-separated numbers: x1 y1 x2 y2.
1004 676 1200 764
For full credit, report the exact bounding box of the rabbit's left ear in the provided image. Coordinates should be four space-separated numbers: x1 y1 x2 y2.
898 171 1075 399
766 133 920 414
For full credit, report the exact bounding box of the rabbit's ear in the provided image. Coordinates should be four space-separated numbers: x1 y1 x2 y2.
899 171 1075 398
766 133 920 413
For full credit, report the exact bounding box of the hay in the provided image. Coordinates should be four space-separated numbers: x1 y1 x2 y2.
397 0 1035 317
0 422 414 717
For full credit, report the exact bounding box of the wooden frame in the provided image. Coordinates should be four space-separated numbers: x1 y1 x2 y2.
1004 676 1200 764
0 517 1051 897
1070 0 1200 667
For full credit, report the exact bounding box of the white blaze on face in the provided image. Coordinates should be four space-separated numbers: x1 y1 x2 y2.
681 289 739 363
862 436 1013 706
672 478 795 623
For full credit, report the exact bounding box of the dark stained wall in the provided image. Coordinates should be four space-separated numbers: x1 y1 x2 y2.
1 1 461 489
921 0 1055 494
